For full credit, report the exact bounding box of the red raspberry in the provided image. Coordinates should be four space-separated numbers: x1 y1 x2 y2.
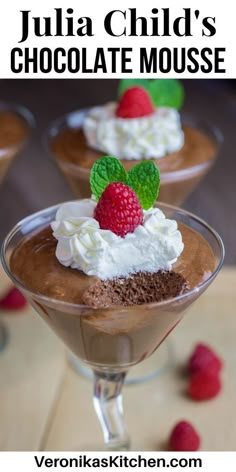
0 287 27 311
188 343 223 376
188 371 221 401
94 182 143 237
169 421 200 451
116 86 155 119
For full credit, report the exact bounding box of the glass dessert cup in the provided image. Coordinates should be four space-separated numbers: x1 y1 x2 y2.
45 109 223 206
0 101 35 351
1 203 224 450
0 101 35 184
44 109 223 384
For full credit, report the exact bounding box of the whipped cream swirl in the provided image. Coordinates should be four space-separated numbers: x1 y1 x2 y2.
51 199 184 280
83 102 184 160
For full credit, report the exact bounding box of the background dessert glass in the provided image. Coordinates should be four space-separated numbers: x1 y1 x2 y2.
44 110 223 383
0 101 35 351
1 203 224 450
0 101 34 183
45 109 223 206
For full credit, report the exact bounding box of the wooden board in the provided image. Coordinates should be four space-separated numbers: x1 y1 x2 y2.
0 267 235 451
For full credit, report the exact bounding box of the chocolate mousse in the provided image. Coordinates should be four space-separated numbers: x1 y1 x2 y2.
9 222 214 308
1 141 224 451
0 110 29 182
9 218 215 368
48 85 219 205
9 156 215 307
6 157 218 368
52 125 215 174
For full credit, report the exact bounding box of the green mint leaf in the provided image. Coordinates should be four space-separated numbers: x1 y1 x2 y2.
90 156 127 200
148 79 184 110
127 161 160 210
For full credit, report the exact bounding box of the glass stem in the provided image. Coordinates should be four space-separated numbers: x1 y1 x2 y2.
93 370 130 451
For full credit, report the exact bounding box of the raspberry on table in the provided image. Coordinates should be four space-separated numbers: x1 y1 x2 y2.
0 287 27 311
94 182 143 237
169 420 201 451
188 370 222 401
188 343 223 376
116 86 155 119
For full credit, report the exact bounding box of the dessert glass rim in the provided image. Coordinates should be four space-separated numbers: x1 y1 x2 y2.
0 100 36 155
44 107 224 181
1 201 225 313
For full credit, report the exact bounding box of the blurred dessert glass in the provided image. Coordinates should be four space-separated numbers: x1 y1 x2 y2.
46 110 222 206
45 78 222 206
0 102 34 183
0 101 34 351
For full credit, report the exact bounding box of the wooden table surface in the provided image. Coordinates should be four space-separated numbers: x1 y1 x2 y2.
0 265 235 452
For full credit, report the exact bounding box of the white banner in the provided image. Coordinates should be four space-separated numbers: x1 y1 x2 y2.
1 451 236 471
0 0 235 78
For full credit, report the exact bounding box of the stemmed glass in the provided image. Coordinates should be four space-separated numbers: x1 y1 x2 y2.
1 203 224 450
44 110 223 385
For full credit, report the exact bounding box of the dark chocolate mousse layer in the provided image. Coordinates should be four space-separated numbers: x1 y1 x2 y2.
83 271 187 308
